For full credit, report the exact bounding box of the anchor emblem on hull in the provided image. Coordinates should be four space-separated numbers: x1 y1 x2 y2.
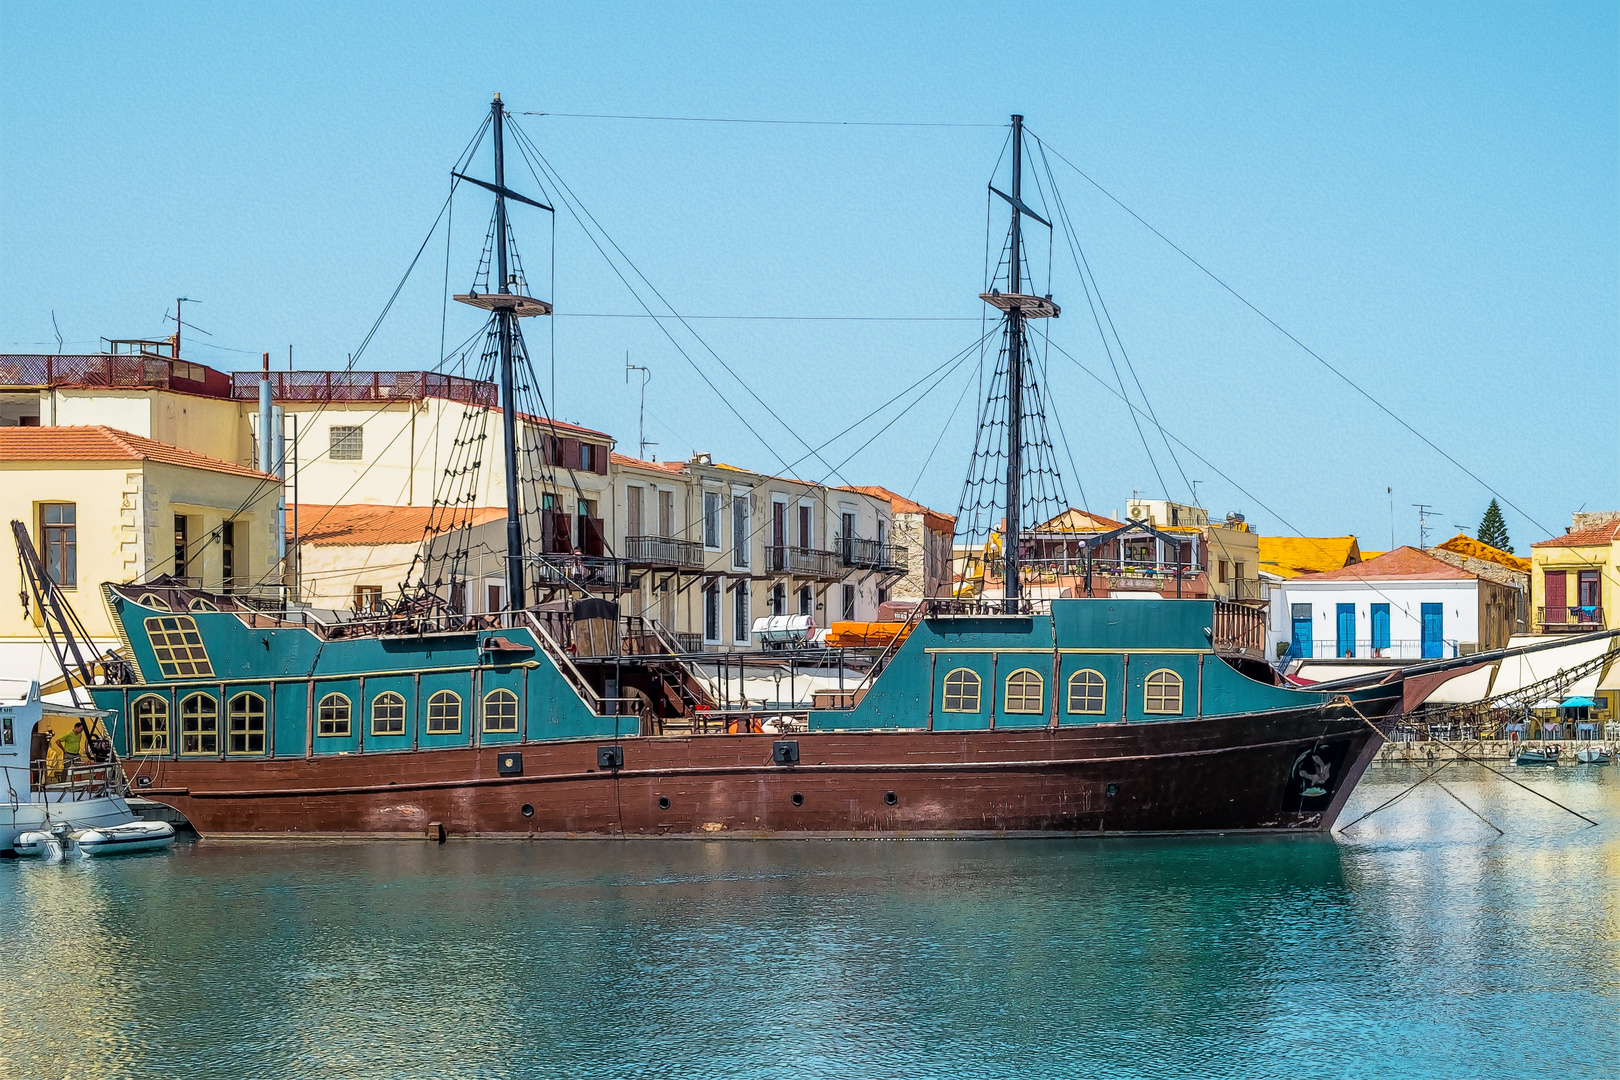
1291 746 1335 799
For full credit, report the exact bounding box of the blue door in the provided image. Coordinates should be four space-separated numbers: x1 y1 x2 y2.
1336 604 1356 658
1290 603 1313 659
1371 604 1390 654
1421 603 1444 658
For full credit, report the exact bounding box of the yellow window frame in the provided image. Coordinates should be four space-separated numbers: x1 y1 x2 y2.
941 668 982 713
483 688 519 733
143 615 214 678
1143 669 1185 715
371 691 407 736
227 692 267 754
317 693 352 737
426 690 462 734
132 693 170 754
1004 668 1044 714
179 692 218 755
1067 669 1107 715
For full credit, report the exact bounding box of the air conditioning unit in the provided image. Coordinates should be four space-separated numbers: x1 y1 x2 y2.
1127 503 1148 521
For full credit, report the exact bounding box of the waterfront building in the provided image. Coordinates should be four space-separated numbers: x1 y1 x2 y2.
0 425 279 680
838 486 955 600
1270 546 1519 662
1529 513 1620 719
1425 533 1529 634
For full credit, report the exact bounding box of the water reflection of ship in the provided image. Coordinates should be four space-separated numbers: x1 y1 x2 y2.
72 98 1416 839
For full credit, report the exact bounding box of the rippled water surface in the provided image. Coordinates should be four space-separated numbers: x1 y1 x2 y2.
2 762 1616 1079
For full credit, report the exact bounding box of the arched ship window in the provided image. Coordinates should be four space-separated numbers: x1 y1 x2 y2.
188 598 219 613
1144 670 1184 715
228 692 267 754
317 693 351 737
137 593 172 611
1004 669 1044 714
1067 670 1106 715
132 695 169 753
180 693 218 755
371 692 407 736
426 690 462 734
483 689 518 733
941 668 981 713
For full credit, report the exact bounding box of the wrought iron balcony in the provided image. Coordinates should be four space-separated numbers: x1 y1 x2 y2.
1538 605 1605 632
623 534 706 569
839 537 909 572
766 545 840 579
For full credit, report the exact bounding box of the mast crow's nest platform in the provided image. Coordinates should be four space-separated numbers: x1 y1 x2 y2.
980 291 1059 318
454 292 553 317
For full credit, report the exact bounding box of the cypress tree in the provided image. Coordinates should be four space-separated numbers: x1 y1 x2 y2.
1477 499 1511 552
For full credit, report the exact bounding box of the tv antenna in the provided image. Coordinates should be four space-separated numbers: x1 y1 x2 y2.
625 353 656 461
1412 503 1440 550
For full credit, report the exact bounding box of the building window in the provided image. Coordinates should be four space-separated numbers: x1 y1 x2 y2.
942 669 982 713
317 693 351 737
173 514 189 580
220 520 235 589
1144 670 1184 715
731 493 750 569
733 585 750 644
703 582 721 643
1371 604 1391 653
877 586 890 608
354 585 382 613
798 586 813 616
228 693 267 754
371 691 406 736
330 425 363 461
426 690 461 734
143 615 215 678
40 503 77 588
132 695 169 753
483 688 519 733
626 484 644 538
1218 559 1229 584
658 490 675 538
769 583 786 616
703 492 721 549
179 693 218 755
841 584 856 621
1067 669 1106 714
579 443 595 472
1004 669 1044 714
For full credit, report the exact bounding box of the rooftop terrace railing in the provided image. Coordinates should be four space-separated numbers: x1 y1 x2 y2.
228 370 499 407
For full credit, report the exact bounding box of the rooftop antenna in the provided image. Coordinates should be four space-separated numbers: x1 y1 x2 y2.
173 297 196 358
1388 487 1394 550
625 353 656 461
1412 503 1439 550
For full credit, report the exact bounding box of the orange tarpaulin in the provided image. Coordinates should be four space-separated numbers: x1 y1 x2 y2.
824 621 912 648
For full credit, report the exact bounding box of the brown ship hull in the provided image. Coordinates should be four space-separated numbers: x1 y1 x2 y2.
129 700 1391 839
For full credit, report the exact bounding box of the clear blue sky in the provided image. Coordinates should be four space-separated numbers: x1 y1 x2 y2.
4 2 1615 552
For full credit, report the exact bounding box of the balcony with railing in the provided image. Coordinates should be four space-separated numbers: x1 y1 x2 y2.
840 537 908 572
766 545 840 579
1538 605 1605 633
623 534 706 570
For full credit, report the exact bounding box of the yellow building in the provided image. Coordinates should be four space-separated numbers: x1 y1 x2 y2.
1257 535 1362 579
1530 514 1620 721
0 426 280 680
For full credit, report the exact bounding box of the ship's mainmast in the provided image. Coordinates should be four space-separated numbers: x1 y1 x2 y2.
977 114 1059 612
452 93 553 614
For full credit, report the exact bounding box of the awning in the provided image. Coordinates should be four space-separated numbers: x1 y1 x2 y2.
1487 635 1612 699
1423 666 1496 704
1599 658 1620 692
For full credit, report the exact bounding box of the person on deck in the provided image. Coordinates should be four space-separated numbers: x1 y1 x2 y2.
55 721 89 782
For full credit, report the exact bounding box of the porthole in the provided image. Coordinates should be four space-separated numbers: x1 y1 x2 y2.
658 796 671 811
791 791 804 807
884 790 898 806
520 803 534 818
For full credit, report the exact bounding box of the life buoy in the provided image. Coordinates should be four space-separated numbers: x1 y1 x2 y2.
725 717 763 734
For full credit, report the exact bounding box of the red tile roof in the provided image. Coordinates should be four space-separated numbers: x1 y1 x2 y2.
293 504 507 547
0 425 272 480
1298 546 1472 582
840 485 957 526
610 452 687 473
1531 521 1620 548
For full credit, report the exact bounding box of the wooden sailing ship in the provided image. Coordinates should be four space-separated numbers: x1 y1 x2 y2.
74 99 1412 838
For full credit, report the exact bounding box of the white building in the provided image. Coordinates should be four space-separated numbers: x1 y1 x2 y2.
1268 546 1521 663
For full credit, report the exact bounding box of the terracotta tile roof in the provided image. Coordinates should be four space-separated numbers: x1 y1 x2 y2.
1531 521 1620 548
292 504 506 547
610 452 686 474
1435 533 1531 572
1033 507 1127 532
841 485 957 526
1298 546 1472 582
1257 535 1361 578
0 425 271 480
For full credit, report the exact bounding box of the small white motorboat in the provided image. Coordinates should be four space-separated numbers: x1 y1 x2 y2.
1574 747 1613 765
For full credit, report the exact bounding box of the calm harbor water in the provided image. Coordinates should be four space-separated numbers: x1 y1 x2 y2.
2 762 1616 1080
